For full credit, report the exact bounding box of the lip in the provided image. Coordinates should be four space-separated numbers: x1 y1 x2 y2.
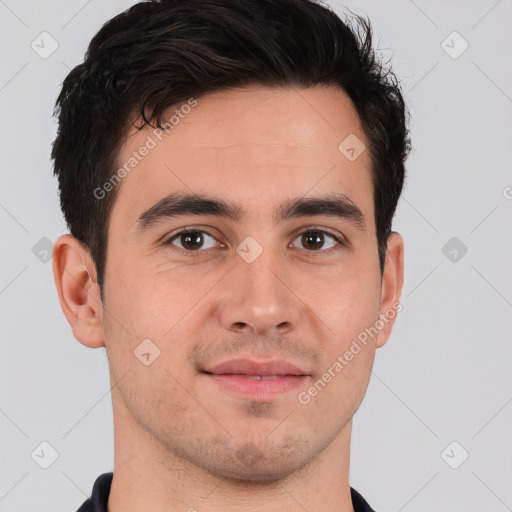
202 358 309 377
201 358 310 400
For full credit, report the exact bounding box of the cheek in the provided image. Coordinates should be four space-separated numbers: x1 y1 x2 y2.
298 283 378 420
104 256 198 335
310 268 382 342
313 270 380 405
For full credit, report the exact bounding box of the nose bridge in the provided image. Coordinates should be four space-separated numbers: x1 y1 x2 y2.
242 248 283 307
218 240 300 335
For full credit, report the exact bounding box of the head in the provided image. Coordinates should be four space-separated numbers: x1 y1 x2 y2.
52 0 409 483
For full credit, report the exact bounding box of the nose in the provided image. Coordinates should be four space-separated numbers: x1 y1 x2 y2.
217 247 301 336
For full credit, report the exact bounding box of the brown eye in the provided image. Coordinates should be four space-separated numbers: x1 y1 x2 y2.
292 230 340 251
167 230 218 251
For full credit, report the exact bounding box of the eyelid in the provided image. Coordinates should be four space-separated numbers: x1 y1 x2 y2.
163 226 223 249
288 227 346 254
291 225 346 244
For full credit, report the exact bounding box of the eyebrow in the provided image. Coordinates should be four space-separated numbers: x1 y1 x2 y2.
133 192 366 234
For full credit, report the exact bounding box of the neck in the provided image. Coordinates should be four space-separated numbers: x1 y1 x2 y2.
108 392 355 512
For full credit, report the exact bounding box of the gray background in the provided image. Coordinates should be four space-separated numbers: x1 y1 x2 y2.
1 0 511 511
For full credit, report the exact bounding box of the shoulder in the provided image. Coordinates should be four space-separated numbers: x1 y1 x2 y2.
350 486 378 512
75 472 113 512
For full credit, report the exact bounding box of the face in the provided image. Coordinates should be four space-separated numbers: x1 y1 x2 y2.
62 85 403 482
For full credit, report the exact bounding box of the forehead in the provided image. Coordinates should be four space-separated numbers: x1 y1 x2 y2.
112 85 374 229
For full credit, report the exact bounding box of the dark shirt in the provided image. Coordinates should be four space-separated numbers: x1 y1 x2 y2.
76 472 377 512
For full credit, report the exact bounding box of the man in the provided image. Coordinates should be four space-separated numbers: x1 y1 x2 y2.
51 0 410 510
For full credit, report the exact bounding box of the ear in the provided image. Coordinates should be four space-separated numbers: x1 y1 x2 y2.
52 234 105 348
376 231 404 349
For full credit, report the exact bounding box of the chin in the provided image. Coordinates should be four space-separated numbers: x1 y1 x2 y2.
196 437 316 484
206 458 307 485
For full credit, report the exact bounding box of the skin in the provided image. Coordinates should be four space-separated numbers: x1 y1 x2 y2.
53 85 404 512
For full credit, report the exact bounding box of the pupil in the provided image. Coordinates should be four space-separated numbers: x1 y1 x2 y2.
303 231 323 250
182 231 203 250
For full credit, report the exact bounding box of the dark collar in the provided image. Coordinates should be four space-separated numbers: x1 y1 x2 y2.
76 472 377 512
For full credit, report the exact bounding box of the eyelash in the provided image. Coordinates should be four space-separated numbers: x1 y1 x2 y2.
162 227 345 256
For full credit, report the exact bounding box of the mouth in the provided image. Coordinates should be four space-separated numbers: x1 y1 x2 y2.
200 358 310 399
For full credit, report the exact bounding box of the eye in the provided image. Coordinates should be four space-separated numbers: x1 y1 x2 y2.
165 229 220 252
163 227 343 255
290 229 342 252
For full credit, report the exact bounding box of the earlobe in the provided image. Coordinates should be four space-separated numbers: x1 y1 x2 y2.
52 234 105 348
376 231 404 349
